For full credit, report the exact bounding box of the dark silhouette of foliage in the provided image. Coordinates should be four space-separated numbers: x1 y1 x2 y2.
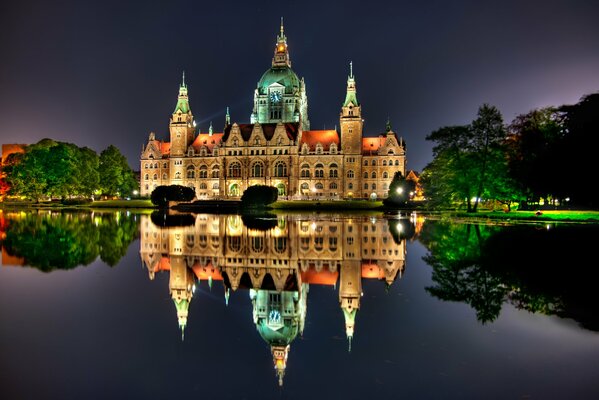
99 145 138 197
151 185 195 207
384 171 416 207
241 185 278 208
150 211 195 227
241 213 278 230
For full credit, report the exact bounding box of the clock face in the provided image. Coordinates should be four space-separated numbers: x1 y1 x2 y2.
269 310 281 324
270 91 282 103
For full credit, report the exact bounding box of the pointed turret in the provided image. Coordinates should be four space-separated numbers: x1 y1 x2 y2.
225 107 231 126
343 61 360 108
339 261 362 350
272 345 290 387
170 72 195 156
272 17 291 67
340 62 363 155
169 257 194 340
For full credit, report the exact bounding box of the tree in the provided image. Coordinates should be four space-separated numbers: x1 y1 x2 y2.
241 185 278 208
422 125 479 210
506 107 563 206
423 105 509 212
99 145 138 197
469 104 507 212
384 171 415 207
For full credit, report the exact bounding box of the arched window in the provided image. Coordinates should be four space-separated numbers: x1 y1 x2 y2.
301 143 309 154
315 143 323 154
200 182 207 189
371 171 377 179
395 160 400 166
348 183 353 189
315 163 324 178
347 170 354 178
364 183 369 189
301 183 309 191
372 183 376 190
212 165 220 178
388 149 395 155
330 182 338 189
315 182 324 190
372 160 376 166
363 172 368 179
212 183 219 189
153 174 157 180
330 143 337 154
154 163 158 168
186 165 195 179
364 160 368 166
329 163 338 178
144 174 149 180
229 162 241 178
383 171 388 179
144 163 149 169
175 172 181 179
382 160 387 166
301 164 310 178
274 161 287 177
162 173 167 180
389 159 393 165
199 165 207 178
251 162 264 177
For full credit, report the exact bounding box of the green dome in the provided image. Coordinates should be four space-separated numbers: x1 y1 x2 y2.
256 319 299 346
258 66 300 95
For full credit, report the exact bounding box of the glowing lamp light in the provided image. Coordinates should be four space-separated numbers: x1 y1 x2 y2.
396 187 403 194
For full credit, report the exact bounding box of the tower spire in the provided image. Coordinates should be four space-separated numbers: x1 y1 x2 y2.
225 107 231 125
273 19 290 67
350 61 353 79
182 70 186 87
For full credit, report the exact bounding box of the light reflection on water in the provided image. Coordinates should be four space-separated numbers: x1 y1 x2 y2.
1 210 598 399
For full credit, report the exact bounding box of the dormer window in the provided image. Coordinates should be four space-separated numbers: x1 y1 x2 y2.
315 143 323 154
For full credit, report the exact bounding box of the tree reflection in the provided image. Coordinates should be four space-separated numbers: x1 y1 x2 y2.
419 221 599 330
1 211 139 270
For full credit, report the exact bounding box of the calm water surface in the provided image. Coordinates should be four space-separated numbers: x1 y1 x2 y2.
1 210 598 399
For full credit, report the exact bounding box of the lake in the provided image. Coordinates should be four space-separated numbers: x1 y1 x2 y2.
1 210 598 399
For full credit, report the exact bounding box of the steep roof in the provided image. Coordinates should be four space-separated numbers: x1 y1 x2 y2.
300 130 339 151
191 133 224 152
222 122 299 142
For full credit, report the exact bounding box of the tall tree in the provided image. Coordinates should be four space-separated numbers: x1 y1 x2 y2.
99 145 138 197
423 125 479 211
469 104 507 212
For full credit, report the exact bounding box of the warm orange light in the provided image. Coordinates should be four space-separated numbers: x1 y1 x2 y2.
278 45 285 52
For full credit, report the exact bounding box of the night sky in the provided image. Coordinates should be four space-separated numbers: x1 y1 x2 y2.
1 0 598 172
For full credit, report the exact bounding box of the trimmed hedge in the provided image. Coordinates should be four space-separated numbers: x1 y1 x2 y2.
241 185 278 208
151 185 195 208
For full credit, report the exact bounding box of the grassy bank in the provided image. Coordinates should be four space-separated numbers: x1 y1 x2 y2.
450 210 599 223
271 200 384 210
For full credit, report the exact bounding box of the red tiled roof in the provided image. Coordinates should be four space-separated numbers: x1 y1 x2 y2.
191 133 223 153
361 136 385 154
160 141 171 155
300 130 339 151
300 266 339 286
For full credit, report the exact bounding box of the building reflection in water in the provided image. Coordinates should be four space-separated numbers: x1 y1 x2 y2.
139 213 412 386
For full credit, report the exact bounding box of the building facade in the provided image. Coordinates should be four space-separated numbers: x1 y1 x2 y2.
140 23 407 200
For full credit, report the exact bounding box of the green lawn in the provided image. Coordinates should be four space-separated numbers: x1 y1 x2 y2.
452 210 599 222
271 200 384 210
89 199 155 208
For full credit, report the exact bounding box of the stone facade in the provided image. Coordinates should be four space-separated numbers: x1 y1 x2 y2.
140 23 407 200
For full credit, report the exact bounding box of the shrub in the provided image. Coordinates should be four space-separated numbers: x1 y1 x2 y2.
151 185 195 208
241 185 278 208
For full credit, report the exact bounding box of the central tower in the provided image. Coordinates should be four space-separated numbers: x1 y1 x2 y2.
251 20 310 130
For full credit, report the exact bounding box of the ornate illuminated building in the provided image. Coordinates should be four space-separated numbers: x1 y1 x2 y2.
140 21 407 200
139 213 409 386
